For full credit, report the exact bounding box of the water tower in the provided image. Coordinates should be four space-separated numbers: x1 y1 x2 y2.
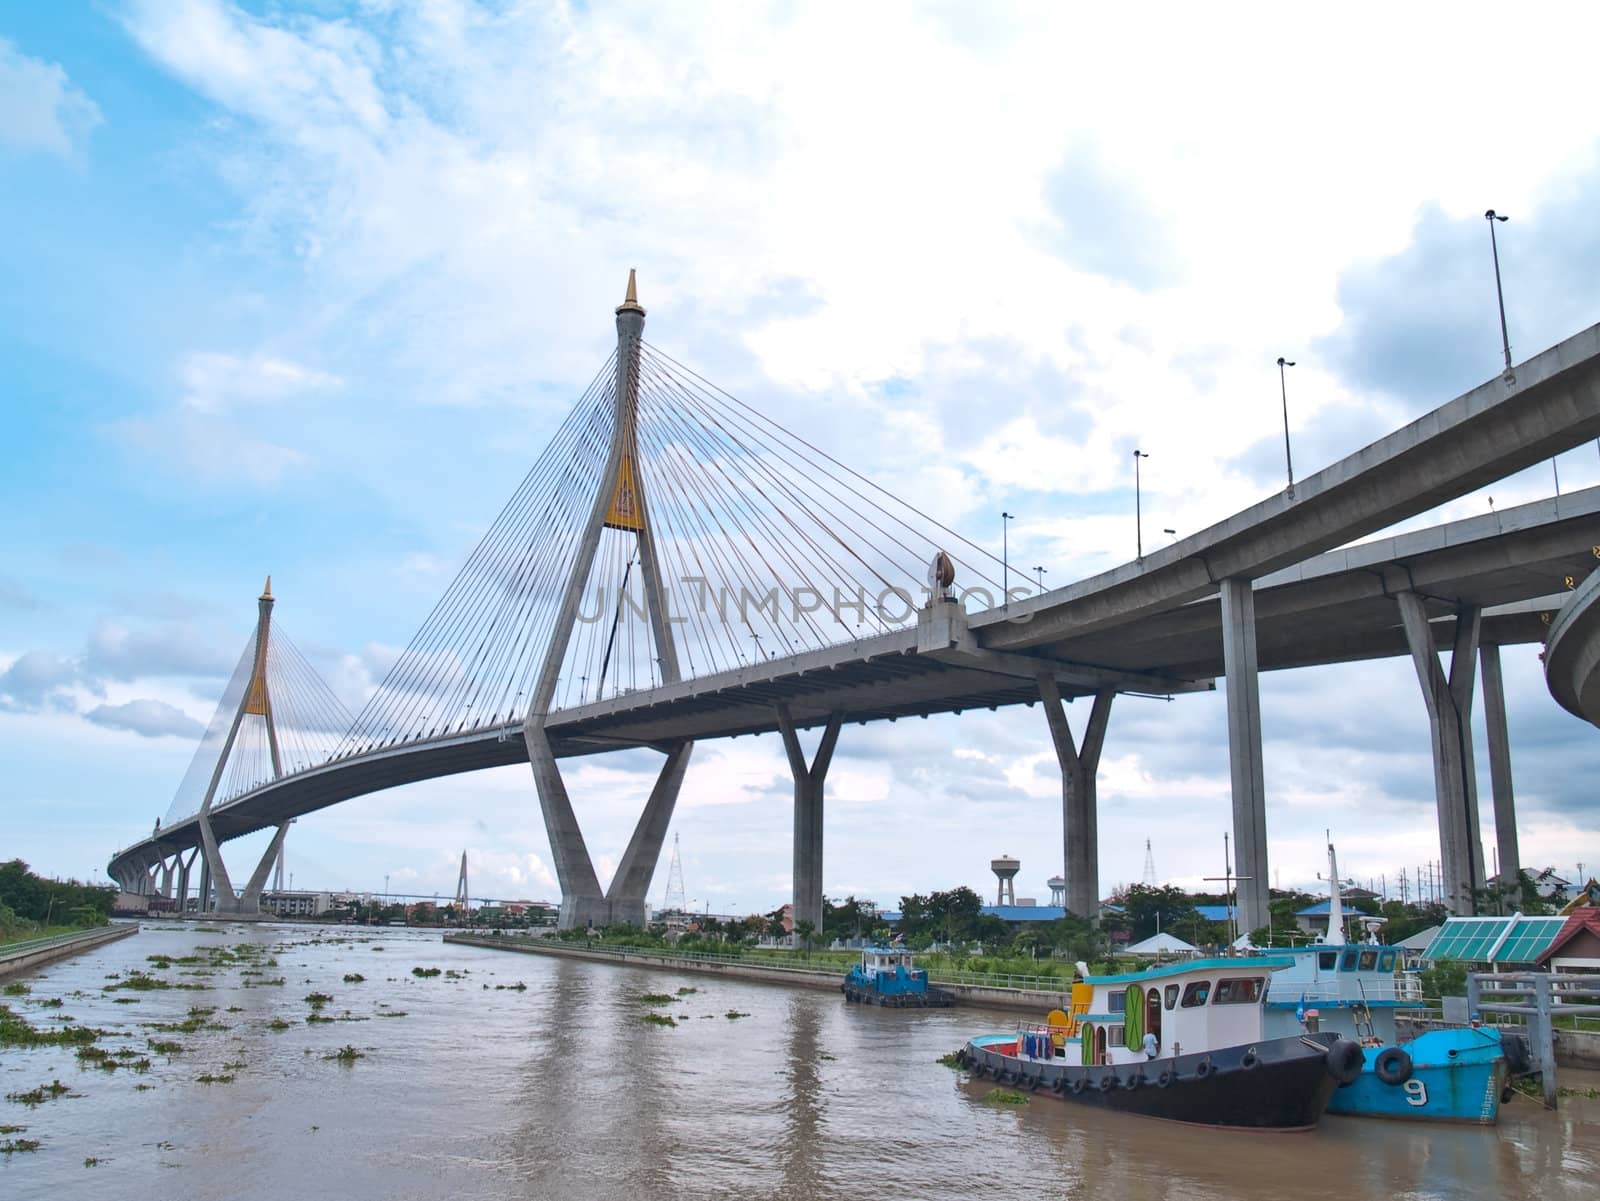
992 855 1020 906
1047 875 1066 907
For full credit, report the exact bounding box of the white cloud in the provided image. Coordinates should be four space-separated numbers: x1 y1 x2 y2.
84 698 205 740
178 351 341 413
0 37 101 163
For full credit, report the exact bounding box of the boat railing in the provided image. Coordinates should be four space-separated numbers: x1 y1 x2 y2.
1281 982 1419 1004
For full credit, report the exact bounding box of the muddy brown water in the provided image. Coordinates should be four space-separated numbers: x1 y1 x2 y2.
1 924 1596 1200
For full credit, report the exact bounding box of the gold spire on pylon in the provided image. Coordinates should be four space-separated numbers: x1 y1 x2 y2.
261 575 273 601
615 268 644 315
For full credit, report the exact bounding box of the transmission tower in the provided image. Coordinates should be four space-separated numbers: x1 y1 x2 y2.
1142 839 1158 888
662 833 686 913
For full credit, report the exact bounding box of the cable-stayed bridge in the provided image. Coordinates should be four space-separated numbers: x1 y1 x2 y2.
109 277 1600 931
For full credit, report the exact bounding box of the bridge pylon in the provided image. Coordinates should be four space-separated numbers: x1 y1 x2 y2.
523 272 693 930
187 577 294 916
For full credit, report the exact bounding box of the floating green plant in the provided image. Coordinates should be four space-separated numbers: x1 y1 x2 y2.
983 1089 1029 1106
642 1013 677 1027
411 967 441 978
343 973 366 983
267 1019 292 1031
306 1014 333 1024
937 1052 964 1069
195 1073 234 1084
3 983 29 996
638 993 674 1005
303 992 334 1007
676 987 698 995
84 1156 100 1167
326 1045 363 1062
1 1005 101 1048
6 1080 74 1106
375 1011 407 1018
724 1011 750 1020
0 1138 41 1154
147 1039 185 1056
34 997 64 1009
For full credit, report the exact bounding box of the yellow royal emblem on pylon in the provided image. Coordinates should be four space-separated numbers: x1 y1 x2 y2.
604 455 644 532
244 673 270 716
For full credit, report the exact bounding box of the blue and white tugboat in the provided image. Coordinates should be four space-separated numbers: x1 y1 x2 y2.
956 957 1363 1130
843 946 954 1007
1261 842 1525 1124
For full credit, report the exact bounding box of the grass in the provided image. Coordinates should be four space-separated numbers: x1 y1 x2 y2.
937 1052 964 1069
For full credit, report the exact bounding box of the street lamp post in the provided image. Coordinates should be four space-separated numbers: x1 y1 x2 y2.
1034 565 1046 593
1001 511 1015 605
1132 450 1149 562
1484 210 1512 380
1276 357 1297 498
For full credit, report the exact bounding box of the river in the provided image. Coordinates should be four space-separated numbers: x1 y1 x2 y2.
2 923 1596 1200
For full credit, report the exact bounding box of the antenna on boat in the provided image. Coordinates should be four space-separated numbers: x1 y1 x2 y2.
1203 832 1251 950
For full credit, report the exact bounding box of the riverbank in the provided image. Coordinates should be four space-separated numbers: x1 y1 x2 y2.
0 923 139 980
442 933 1073 1013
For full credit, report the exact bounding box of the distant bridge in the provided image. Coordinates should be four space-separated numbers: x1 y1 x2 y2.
109 278 1600 932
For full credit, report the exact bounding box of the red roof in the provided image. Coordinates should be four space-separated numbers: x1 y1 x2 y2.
1535 907 1600 965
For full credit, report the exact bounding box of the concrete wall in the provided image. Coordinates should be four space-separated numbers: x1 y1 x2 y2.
0 924 139 980
443 935 1071 1014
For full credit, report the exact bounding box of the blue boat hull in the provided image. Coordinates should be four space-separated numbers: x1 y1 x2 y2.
1326 1029 1506 1124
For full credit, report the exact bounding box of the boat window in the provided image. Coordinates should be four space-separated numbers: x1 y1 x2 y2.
1180 981 1210 1008
1211 977 1264 1005
1110 1024 1126 1048
1378 951 1397 972
1340 951 1359 971
1318 951 1338 971
1164 984 1179 1011
1358 950 1379 971
1107 990 1126 1014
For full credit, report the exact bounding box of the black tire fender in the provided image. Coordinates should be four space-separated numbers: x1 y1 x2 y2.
1193 1056 1214 1080
1240 1047 1260 1071
1325 1039 1366 1087
1097 1073 1117 1093
1156 1068 1174 1089
1070 1075 1088 1095
1374 1046 1413 1086
1122 1072 1143 1090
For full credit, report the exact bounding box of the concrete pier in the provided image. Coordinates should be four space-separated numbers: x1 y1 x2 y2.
1220 578 1270 933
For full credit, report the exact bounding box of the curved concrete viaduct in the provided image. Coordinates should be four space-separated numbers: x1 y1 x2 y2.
1546 556 1600 728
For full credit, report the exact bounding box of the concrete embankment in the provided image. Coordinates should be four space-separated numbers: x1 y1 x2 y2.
0 923 139 979
443 934 1070 1014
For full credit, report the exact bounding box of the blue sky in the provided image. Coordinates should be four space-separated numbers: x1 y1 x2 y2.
3 1 1598 908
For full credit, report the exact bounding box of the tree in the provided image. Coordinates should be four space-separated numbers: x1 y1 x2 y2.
1110 884 1199 942
794 919 816 958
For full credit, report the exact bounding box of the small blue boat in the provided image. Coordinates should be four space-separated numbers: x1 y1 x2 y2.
1260 842 1522 1124
842 947 954 1007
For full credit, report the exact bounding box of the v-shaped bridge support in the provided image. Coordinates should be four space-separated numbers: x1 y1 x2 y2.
522 272 694 930
194 578 292 917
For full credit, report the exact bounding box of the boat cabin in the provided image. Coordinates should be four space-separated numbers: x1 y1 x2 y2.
849 947 929 996
1004 958 1293 1067
1259 944 1423 1044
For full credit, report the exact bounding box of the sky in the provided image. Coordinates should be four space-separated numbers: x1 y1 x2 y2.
3 1 1599 913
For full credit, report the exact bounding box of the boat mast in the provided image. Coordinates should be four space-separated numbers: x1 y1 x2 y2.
1324 834 1346 947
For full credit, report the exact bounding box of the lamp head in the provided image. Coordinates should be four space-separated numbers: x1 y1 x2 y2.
1277 356 1295 367
1485 209 1508 222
